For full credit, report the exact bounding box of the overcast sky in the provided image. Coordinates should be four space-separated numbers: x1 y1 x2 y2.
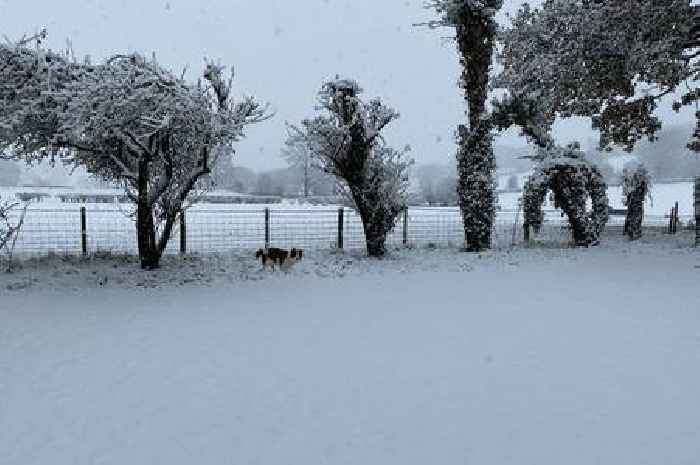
2 0 697 170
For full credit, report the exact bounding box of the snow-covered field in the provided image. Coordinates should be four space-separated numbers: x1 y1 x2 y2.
2 233 699 465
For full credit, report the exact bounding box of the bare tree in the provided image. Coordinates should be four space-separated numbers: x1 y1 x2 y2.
282 125 313 197
0 196 29 272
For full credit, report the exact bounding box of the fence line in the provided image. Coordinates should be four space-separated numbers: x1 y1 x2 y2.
4 206 695 258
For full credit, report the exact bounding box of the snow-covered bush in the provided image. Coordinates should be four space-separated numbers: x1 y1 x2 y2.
1 35 269 269
0 196 28 272
622 164 652 240
523 143 609 246
295 78 411 257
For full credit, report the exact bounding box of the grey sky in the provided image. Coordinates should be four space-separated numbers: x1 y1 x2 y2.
2 0 696 170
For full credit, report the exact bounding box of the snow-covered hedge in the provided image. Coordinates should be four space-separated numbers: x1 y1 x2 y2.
622 163 652 240
523 143 609 246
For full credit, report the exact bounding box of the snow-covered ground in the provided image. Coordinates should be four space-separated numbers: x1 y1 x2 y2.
2 233 699 465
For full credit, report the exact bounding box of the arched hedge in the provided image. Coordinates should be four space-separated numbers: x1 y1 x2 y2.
523 144 609 246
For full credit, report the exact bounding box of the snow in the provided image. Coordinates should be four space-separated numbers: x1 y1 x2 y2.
2 233 700 465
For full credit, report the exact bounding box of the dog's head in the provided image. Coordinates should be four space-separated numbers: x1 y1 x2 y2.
255 249 265 259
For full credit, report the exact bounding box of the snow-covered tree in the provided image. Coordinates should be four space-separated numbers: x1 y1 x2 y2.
1 36 269 269
425 0 503 251
0 196 28 272
206 153 256 193
282 124 334 198
498 0 696 151
622 163 652 240
523 142 609 246
296 78 411 257
415 163 458 206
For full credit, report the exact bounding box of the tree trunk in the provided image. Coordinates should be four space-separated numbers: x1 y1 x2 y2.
364 221 387 257
625 190 645 240
455 13 499 252
136 160 162 270
356 203 388 258
136 202 161 269
457 124 496 252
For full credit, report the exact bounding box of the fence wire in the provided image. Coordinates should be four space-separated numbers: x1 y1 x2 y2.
3 207 695 258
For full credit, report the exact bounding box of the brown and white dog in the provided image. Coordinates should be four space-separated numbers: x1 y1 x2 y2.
255 247 303 271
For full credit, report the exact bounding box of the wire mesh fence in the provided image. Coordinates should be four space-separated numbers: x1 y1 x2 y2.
2 206 695 258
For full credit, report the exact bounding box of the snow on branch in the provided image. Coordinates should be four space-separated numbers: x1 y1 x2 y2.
297 77 411 256
1 32 271 269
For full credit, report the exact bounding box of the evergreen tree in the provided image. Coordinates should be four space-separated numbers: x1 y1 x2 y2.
426 0 503 251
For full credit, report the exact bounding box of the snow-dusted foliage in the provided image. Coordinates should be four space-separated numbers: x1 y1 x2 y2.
426 0 503 251
523 143 609 246
498 0 695 151
295 79 411 257
0 196 28 272
622 164 652 240
0 35 269 268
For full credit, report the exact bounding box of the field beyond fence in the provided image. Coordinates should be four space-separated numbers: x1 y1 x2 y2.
3 206 695 258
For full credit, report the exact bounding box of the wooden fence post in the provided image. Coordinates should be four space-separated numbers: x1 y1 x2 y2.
669 207 674 234
337 207 344 250
80 207 87 256
264 208 270 249
695 177 700 246
402 208 409 246
674 201 679 234
179 211 187 255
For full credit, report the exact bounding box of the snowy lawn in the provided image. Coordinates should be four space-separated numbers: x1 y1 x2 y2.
1 234 700 465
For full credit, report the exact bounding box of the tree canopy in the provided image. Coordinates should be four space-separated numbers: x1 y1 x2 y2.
498 0 696 151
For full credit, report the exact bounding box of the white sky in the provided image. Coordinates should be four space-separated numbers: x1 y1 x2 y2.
1 0 696 170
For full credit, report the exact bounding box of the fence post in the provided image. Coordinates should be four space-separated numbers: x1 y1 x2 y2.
264 207 270 249
80 207 87 256
675 202 680 234
402 208 409 246
179 211 187 255
337 207 344 250
695 177 700 246
669 207 674 234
